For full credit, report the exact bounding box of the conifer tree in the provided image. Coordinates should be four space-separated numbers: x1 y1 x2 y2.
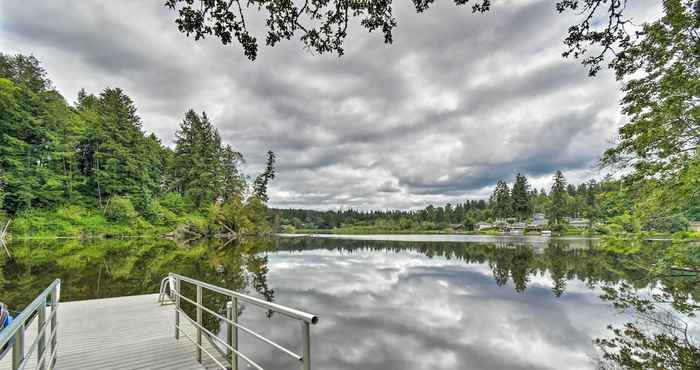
172 110 245 207
253 151 276 202
511 173 531 221
548 170 568 224
491 180 512 219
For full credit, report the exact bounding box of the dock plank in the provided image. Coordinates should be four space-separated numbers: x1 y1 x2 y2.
1 294 211 370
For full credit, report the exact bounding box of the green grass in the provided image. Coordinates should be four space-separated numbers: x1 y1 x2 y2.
7 205 201 239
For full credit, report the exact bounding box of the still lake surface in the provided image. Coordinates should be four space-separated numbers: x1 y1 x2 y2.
0 235 690 369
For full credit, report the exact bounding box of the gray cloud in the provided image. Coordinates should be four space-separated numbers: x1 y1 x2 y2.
0 0 660 209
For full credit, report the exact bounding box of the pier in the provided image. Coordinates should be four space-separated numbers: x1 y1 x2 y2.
0 275 318 370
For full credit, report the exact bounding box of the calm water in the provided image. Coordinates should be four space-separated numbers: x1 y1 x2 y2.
1 236 695 369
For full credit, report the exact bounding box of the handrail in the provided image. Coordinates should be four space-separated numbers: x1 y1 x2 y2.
164 273 318 370
0 279 61 370
170 274 318 324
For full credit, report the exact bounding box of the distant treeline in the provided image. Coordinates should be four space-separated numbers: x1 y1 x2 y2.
275 170 692 233
0 53 273 237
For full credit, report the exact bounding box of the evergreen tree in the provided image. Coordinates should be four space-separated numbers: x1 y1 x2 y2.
548 170 568 224
0 53 52 93
77 88 163 205
172 110 223 206
584 180 600 227
0 62 84 213
511 173 531 220
252 151 276 202
220 145 245 201
491 180 512 219
172 110 245 207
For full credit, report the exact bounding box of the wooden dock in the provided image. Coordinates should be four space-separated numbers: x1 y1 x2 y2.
1 294 221 370
2 274 317 370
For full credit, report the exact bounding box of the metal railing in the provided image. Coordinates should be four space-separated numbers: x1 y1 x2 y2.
0 280 60 370
162 273 318 370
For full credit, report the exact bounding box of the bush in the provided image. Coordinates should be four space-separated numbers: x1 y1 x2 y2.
141 200 177 226
159 193 188 215
549 224 564 233
608 214 641 234
105 197 138 223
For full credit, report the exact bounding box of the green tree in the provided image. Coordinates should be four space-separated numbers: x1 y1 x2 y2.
583 180 600 227
171 110 244 207
491 180 511 219
511 173 531 220
547 170 567 224
0 62 85 214
76 88 163 206
163 0 642 75
0 53 52 93
252 151 276 202
602 0 699 180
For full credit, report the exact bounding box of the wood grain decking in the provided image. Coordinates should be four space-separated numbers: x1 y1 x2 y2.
1 294 225 370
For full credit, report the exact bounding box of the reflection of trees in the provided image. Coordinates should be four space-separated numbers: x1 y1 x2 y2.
277 236 700 368
0 237 276 313
275 237 662 296
4 235 698 368
595 282 700 370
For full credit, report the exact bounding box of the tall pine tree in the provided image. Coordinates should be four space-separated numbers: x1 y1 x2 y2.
171 110 244 207
548 170 568 224
491 180 512 219
511 173 531 220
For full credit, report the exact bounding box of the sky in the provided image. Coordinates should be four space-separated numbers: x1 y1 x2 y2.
0 0 661 210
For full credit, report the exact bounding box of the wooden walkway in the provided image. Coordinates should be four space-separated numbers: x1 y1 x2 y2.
1 294 224 370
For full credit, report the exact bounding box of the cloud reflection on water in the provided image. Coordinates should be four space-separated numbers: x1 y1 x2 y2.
235 245 621 370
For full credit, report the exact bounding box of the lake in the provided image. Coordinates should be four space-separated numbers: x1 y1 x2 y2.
1 235 695 369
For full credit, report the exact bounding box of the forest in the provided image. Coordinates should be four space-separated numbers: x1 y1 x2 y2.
0 53 276 238
276 169 697 235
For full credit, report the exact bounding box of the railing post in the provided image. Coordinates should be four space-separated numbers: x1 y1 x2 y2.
37 296 47 370
227 298 238 370
301 321 311 370
12 325 24 370
50 284 58 368
196 285 202 363
174 277 181 340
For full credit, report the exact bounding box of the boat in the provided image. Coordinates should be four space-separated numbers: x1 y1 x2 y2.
541 230 552 236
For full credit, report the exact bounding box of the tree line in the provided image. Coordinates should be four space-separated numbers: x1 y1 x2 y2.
0 53 275 236
276 168 694 234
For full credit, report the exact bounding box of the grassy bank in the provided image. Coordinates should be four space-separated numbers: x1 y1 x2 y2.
6 205 205 239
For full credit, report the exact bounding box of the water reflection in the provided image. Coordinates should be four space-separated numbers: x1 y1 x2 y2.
0 236 697 369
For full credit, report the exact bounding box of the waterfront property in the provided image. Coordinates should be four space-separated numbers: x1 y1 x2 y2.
565 217 591 229
689 221 700 232
475 221 494 231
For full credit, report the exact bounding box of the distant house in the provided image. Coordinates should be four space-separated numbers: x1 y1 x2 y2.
568 218 591 228
493 219 509 229
475 222 494 231
689 221 700 232
530 213 548 227
511 222 527 230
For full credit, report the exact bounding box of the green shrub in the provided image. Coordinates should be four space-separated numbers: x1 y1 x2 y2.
549 224 564 233
608 214 641 234
105 197 138 223
159 193 188 215
141 200 177 226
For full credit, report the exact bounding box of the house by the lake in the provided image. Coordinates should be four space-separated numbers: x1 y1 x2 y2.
530 213 548 226
689 221 700 232
475 221 494 231
568 217 591 228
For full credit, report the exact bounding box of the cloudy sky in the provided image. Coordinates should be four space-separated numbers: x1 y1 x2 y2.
0 0 660 210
